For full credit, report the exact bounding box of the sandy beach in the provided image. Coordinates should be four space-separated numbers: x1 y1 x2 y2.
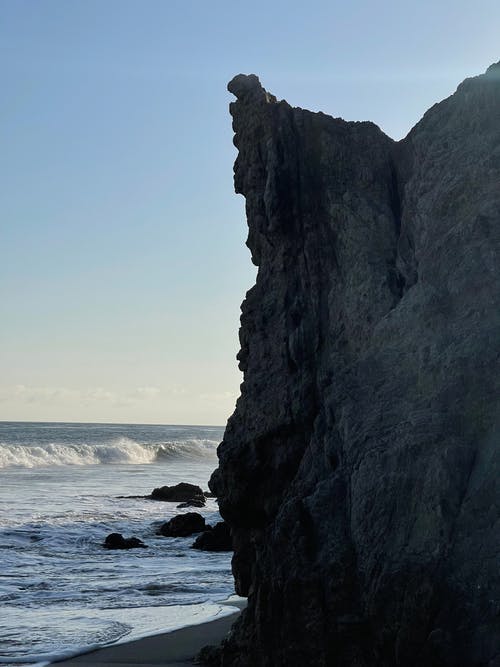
52 600 244 667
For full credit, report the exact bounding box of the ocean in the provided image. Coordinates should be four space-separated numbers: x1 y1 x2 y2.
0 421 235 666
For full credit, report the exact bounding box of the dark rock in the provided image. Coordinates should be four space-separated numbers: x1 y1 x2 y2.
203 491 216 498
150 482 205 505
209 64 500 666
158 512 206 537
177 499 206 508
191 522 232 552
103 533 147 549
197 644 223 666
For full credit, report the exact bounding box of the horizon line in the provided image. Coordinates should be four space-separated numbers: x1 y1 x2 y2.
0 419 226 428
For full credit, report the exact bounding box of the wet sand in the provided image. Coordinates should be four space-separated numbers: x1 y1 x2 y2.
53 601 244 666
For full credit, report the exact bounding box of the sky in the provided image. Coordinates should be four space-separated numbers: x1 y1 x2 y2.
1 0 499 425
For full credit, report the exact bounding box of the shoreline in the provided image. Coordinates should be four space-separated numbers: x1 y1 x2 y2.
50 598 245 667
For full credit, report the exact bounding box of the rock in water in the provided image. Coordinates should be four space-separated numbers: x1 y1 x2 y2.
191 522 232 552
158 512 206 537
209 63 500 666
177 499 206 508
103 533 147 549
150 482 206 505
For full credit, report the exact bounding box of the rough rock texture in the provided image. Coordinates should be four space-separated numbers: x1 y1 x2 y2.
209 63 500 666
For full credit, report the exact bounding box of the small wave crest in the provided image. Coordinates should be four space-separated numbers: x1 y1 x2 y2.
154 439 218 462
0 438 219 469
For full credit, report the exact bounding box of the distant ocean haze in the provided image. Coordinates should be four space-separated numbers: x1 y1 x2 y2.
0 422 232 666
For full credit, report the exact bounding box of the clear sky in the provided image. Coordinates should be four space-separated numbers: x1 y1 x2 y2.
1 0 498 425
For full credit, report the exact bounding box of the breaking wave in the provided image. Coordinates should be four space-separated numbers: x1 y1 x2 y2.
0 437 219 469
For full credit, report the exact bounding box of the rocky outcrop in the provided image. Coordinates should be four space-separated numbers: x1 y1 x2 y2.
209 63 500 666
150 483 206 505
103 533 147 550
191 522 233 552
158 512 206 537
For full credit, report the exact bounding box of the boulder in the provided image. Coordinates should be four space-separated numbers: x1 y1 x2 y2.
150 482 205 505
191 522 232 552
103 533 147 549
158 512 206 537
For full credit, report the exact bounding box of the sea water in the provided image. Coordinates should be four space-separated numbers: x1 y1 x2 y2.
0 422 234 666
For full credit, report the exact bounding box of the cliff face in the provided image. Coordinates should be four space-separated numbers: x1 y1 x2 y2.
210 63 500 667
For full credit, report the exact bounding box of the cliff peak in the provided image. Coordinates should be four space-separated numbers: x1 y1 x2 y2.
486 59 500 77
227 73 277 104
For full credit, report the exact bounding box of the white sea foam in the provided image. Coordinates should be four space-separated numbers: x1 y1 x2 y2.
0 437 218 469
0 602 239 666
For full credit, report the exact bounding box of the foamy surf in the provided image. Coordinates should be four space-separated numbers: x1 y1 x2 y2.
0 437 219 469
0 422 231 666
0 601 241 667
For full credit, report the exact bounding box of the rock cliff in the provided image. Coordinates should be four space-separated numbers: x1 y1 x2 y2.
209 63 500 666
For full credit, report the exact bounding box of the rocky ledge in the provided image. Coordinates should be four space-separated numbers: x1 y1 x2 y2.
209 63 500 666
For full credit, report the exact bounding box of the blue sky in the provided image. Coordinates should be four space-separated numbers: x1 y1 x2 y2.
1 0 498 424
